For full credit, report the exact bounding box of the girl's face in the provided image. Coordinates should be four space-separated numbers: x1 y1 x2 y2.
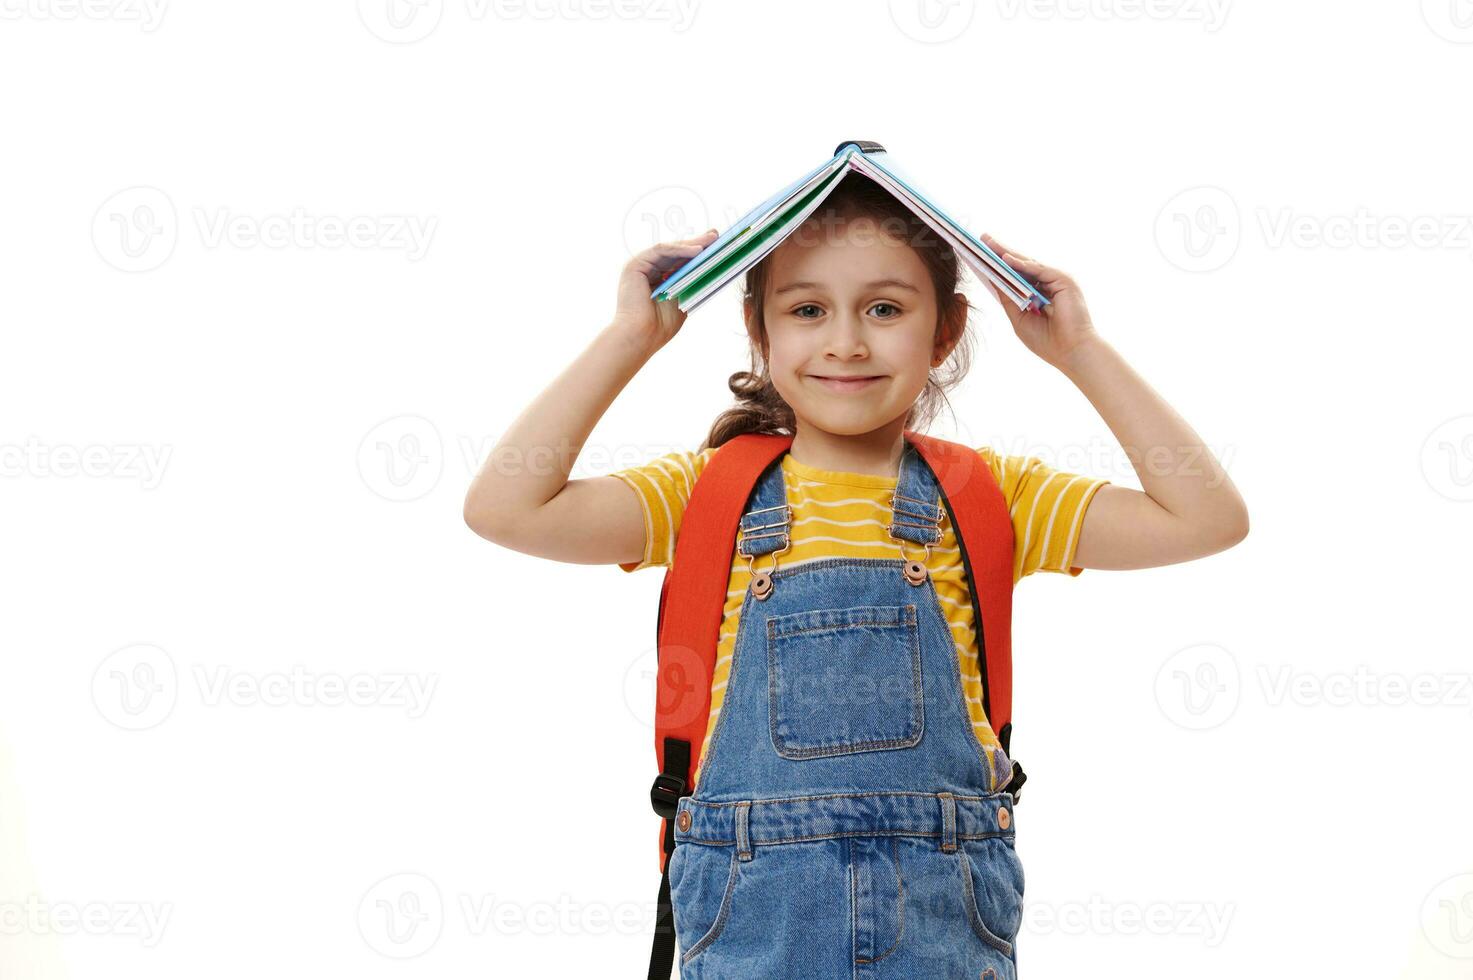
754 214 956 438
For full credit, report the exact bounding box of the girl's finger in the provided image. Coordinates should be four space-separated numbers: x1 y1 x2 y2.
640 231 717 258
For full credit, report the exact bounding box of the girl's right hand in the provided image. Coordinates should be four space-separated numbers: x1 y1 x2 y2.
610 228 720 352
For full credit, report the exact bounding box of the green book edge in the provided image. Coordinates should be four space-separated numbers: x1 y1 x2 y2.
656 164 852 304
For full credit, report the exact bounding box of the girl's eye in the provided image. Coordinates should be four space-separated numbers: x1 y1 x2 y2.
793 304 823 319
870 302 901 319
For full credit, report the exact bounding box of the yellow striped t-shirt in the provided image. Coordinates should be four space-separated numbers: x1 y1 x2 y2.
611 446 1109 792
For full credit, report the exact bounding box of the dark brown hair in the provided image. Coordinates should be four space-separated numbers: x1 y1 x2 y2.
701 171 975 452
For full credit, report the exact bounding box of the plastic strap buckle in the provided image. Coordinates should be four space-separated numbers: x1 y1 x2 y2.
649 772 687 820
1002 760 1028 804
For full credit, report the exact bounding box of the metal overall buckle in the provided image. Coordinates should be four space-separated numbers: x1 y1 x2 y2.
739 503 791 601
889 488 941 586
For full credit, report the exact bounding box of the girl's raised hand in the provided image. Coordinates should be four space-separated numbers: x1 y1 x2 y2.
610 228 720 352
980 232 1100 369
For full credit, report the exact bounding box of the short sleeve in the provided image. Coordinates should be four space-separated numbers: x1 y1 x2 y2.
979 448 1110 582
608 447 716 572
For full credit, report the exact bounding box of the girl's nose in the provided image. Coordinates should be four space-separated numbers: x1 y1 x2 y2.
823 315 869 359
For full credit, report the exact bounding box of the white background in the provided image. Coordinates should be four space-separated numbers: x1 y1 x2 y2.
2 1 1471 977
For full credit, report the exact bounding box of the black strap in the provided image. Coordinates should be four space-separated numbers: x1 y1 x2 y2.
997 722 1027 802
646 841 676 979
833 139 886 155
647 738 691 979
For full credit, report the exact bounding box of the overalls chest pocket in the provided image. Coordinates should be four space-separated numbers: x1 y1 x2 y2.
765 604 924 760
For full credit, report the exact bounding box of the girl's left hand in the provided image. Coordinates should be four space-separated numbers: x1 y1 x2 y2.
980 232 1100 369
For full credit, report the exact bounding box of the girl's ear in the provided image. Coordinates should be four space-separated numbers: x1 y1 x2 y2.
932 292 967 366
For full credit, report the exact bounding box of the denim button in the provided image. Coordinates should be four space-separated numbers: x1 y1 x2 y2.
997 805 1011 830
677 810 691 832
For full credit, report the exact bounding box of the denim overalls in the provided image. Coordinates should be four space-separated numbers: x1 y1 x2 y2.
667 443 1026 979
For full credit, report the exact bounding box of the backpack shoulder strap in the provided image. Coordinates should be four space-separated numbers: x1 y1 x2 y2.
903 431 1019 762
649 431 793 865
646 432 792 980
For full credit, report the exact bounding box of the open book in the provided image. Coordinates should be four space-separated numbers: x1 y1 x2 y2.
650 140 1051 315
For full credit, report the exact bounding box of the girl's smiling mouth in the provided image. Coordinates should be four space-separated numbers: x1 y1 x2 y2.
807 374 887 393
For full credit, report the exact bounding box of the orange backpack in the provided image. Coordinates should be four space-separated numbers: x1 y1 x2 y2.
645 430 1024 979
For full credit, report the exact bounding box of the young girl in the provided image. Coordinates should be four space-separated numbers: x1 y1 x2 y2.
464 172 1249 978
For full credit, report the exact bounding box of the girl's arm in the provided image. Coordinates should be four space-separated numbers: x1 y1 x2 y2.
462 229 719 566
981 233 1250 572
